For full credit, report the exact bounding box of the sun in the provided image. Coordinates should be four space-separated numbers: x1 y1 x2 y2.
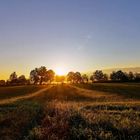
55 67 66 76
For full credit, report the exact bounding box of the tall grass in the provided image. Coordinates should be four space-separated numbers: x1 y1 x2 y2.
1 84 140 140
25 101 140 140
0 101 44 140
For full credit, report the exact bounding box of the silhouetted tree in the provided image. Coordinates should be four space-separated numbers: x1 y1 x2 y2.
18 75 27 85
67 72 82 83
102 74 108 81
135 73 140 82
90 70 108 82
30 69 39 84
0 80 5 86
110 71 117 81
9 72 18 85
67 72 75 83
128 72 135 81
90 75 94 83
37 66 47 85
46 69 55 83
74 72 82 83
30 66 49 85
82 74 88 83
93 70 104 81
9 72 17 81
110 70 128 82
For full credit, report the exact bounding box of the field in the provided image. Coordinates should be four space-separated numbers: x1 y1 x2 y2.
0 83 140 140
0 85 44 100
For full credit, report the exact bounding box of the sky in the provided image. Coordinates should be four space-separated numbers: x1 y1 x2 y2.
0 0 140 79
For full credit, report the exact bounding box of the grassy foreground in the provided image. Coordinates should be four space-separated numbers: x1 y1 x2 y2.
0 101 44 140
0 84 140 140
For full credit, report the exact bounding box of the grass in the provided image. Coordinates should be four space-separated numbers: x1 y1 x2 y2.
0 84 140 140
25 101 140 140
74 83 140 99
0 101 44 140
0 85 44 100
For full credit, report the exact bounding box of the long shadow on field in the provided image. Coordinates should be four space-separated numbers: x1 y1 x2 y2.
31 84 98 103
74 83 140 100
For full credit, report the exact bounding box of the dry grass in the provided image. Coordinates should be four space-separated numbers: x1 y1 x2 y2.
0 101 44 140
0 84 140 140
74 83 140 99
0 85 45 100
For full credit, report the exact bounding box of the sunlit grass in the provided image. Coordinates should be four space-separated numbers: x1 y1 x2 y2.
74 83 140 99
0 85 44 100
0 84 140 140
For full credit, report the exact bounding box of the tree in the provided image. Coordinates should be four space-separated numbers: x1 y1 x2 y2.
30 69 39 84
67 72 83 83
135 73 140 82
102 74 108 81
30 66 48 85
18 75 27 85
9 72 18 84
90 70 108 82
110 71 117 81
0 80 5 86
110 70 128 82
67 72 75 83
82 74 88 83
74 72 82 83
46 69 55 83
93 70 104 81
9 72 17 81
37 66 47 85
90 75 94 83
128 72 134 81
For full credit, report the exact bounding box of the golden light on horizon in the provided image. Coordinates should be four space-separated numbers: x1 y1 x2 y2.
55 67 67 76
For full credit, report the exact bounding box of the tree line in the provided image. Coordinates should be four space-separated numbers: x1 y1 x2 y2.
67 70 140 83
0 66 140 86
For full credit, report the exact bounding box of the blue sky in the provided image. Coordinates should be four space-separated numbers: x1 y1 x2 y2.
0 0 140 78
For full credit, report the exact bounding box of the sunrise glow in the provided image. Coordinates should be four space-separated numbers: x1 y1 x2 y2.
55 67 67 76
